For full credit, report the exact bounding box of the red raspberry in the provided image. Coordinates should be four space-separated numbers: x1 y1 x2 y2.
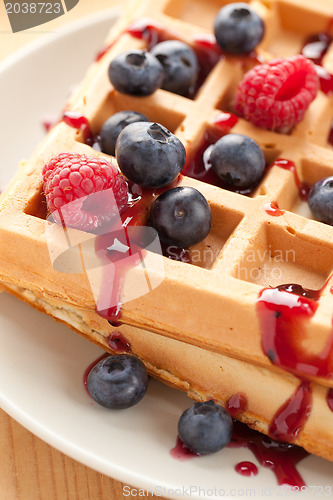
234 55 319 133
43 153 128 232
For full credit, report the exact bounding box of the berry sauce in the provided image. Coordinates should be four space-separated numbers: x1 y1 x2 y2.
107 332 131 353
62 111 94 145
229 420 308 487
225 393 248 418
83 353 109 394
94 179 184 324
272 159 310 201
171 420 308 486
327 388 333 411
314 65 333 96
213 112 239 132
264 201 285 217
301 31 333 95
257 283 333 378
170 437 199 461
95 41 116 62
301 32 332 66
269 381 312 442
235 461 258 477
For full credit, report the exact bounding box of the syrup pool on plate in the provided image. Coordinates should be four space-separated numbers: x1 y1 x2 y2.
229 420 308 487
170 419 308 487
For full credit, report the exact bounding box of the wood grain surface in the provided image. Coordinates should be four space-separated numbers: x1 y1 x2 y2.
0 1 167 498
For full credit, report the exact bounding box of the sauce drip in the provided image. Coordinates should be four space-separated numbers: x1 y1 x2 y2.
269 381 312 442
272 159 310 201
170 437 198 461
94 179 184 324
229 420 308 487
213 112 239 132
302 32 332 66
225 393 248 418
171 421 308 486
257 283 333 378
62 111 94 144
301 31 333 95
107 332 131 353
264 201 285 217
235 461 258 477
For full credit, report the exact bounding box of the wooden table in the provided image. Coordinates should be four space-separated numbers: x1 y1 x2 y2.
0 1 166 498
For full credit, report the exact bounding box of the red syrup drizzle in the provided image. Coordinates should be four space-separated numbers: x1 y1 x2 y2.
257 283 333 378
170 437 198 461
269 381 312 442
107 332 131 353
229 420 308 487
264 201 285 217
62 111 94 146
225 392 248 418
301 31 333 96
170 419 308 486
271 159 311 201
235 461 258 477
94 178 186 324
95 41 116 62
327 388 333 411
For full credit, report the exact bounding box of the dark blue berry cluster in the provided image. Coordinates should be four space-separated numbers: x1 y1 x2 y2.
108 41 199 98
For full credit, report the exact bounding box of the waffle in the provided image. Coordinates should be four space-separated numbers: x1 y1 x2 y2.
1 0 333 462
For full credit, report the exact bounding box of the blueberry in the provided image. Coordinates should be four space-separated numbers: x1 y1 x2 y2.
108 50 164 96
100 111 149 156
178 400 233 455
210 133 265 189
116 122 186 188
149 186 212 248
87 354 148 409
150 40 199 96
308 176 333 225
214 3 265 54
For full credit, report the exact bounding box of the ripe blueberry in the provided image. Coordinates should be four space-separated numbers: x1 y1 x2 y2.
210 133 265 189
108 50 164 96
100 110 149 156
149 186 212 248
214 3 265 54
308 176 333 225
150 40 199 96
178 400 233 455
116 122 186 188
87 354 148 409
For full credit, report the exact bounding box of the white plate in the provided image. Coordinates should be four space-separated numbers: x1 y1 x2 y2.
0 9 333 500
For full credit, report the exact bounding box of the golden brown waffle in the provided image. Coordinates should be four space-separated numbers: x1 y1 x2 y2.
1 0 333 461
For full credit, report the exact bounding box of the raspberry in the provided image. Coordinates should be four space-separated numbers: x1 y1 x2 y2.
43 153 128 232
234 55 319 133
